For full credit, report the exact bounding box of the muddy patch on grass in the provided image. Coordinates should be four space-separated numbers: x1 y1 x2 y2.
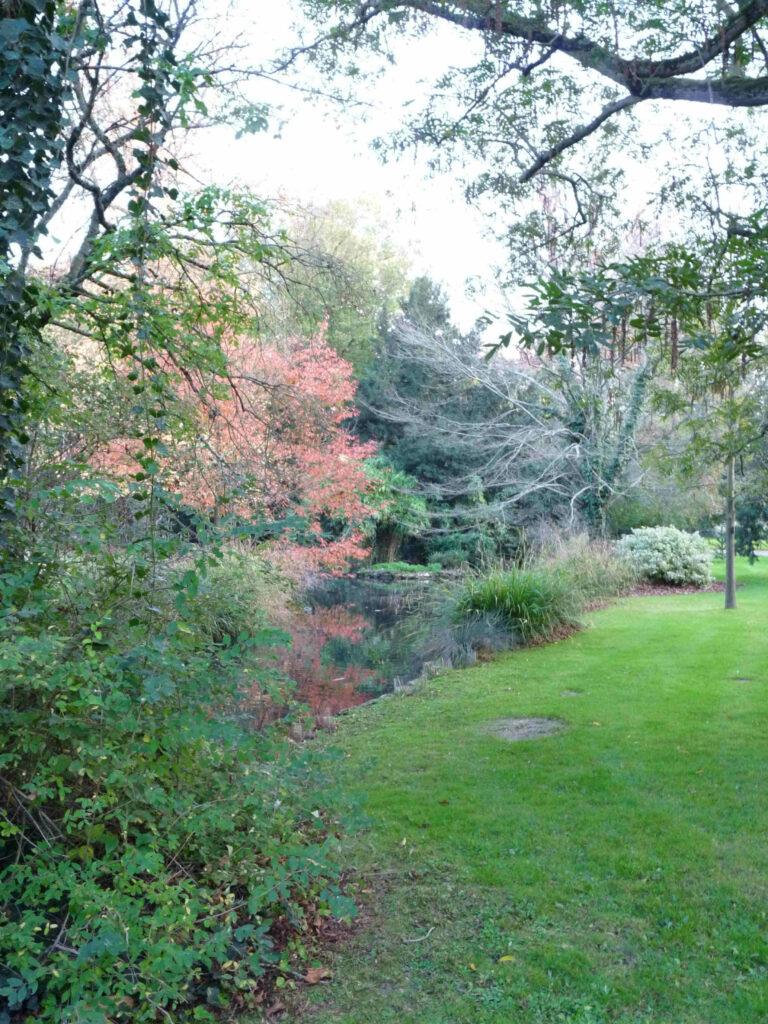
487 717 567 742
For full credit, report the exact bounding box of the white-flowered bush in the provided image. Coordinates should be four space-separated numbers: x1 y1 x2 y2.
615 526 713 586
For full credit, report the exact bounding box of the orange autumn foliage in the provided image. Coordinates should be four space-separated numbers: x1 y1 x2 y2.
93 329 377 573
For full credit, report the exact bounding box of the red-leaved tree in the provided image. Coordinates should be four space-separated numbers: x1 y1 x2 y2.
95 329 377 573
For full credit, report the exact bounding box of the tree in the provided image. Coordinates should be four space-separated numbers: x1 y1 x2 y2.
364 318 654 536
1 0 271 521
92 327 378 573
263 199 409 373
294 1 768 179
287 2 768 281
510 245 768 604
361 457 429 562
653 347 768 608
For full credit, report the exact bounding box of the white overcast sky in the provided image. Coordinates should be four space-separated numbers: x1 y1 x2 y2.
191 4 742 332
194 5 510 330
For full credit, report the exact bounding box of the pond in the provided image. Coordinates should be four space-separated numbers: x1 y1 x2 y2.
279 571 513 716
303 573 451 694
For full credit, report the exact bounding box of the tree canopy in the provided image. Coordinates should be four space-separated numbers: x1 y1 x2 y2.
289 1 768 271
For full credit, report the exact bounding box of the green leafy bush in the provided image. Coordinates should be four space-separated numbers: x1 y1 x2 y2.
456 567 579 643
174 547 291 646
0 485 356 1022
615 526 713 585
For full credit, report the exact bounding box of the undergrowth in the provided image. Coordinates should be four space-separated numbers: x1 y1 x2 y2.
456 534 637 643
0 484 358 1022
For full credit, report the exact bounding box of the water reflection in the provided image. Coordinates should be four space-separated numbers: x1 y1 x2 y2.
303 574 449 698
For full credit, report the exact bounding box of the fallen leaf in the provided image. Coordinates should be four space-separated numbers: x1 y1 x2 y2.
305 966 330 984
266 1000 285 1016
470 963 477 971
592 721 601 726
399 837 407 847
497 954 516 963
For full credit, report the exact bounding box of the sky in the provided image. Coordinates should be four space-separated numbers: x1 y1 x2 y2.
193 5 509 331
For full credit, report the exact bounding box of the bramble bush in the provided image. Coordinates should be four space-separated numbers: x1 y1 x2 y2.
0 482 358 1022
615 526 713 586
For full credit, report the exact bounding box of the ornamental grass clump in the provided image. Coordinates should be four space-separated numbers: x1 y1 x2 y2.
615 526 713 586
456 567 579 644
538 533 639 606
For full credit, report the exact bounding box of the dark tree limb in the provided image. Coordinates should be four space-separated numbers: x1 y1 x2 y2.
519 94 642 182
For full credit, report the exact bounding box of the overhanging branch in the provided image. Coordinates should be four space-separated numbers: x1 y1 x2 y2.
519 94 642 183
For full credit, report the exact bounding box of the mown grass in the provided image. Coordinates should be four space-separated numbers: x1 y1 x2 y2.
280 558 768 1024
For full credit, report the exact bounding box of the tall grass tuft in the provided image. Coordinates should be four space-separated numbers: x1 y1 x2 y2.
456 534 638 645
456 567 580 643
539 533 638 606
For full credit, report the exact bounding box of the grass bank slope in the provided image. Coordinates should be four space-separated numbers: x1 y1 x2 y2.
287 559 768 1024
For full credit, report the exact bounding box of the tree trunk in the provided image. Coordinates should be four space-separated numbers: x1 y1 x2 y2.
724 456 737 610
374 525 400 564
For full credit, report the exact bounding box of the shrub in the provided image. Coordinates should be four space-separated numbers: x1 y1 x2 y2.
456 567 579 643
0 487 356 1022
184 547 291 646
615 526 713 586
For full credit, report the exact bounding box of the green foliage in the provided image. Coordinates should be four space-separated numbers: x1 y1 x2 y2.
362 458 430 563
1 5 377 1019
615 526 713 586
0 0 72 506
606 464 720 536
735 488 768 563
266 200 408 373
427 527 517 569
171 549 292 648
456 567 578 644
0 483 356 1021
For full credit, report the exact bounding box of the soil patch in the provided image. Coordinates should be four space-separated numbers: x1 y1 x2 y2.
488 717 566 742
631 581 727 597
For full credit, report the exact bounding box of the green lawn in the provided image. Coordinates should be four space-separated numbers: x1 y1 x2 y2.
286 559 768 1024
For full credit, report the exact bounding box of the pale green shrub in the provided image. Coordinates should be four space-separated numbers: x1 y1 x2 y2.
615 526 712 586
